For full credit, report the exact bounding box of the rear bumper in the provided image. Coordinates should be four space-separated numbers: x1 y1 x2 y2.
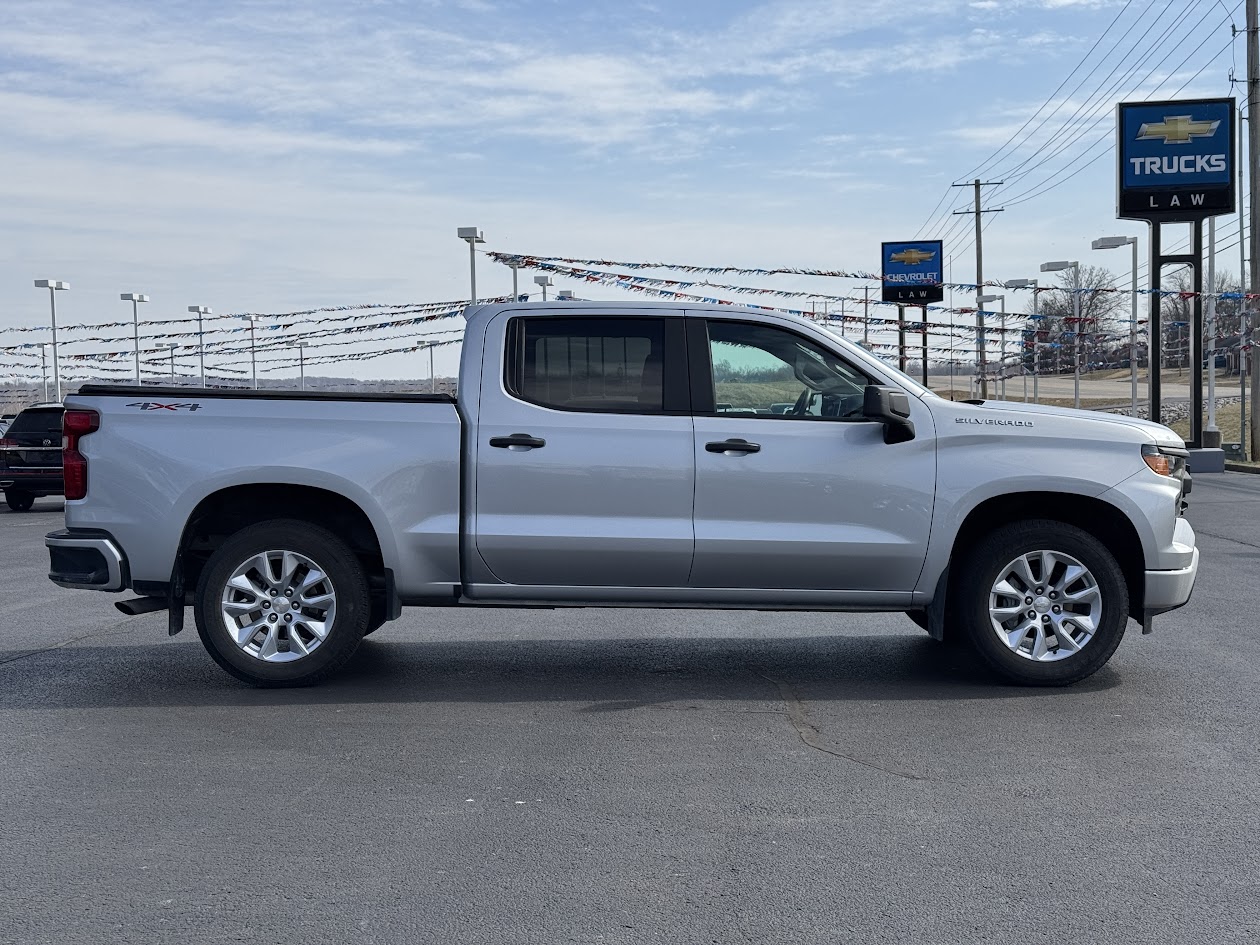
46 529 128 592
1 471 63 494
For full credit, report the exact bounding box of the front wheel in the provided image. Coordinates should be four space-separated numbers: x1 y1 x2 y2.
6 490 35 512
956 520 1129 686
194 520 370 686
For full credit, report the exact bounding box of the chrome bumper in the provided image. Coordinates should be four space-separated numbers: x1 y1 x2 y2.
46 530 128 592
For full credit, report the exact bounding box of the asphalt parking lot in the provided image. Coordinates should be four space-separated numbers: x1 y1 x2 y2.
3 477 1259 945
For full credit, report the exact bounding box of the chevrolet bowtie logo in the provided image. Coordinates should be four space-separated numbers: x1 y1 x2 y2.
890 248 935 265
1136 115 1220 145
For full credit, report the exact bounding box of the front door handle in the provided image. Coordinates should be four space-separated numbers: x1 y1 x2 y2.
489 433 546 450
705 438 761 455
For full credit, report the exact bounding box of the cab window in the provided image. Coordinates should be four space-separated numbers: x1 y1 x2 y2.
704 320 870 419
505 316 686 414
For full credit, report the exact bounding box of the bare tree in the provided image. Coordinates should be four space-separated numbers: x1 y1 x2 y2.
1159 268 1245 373
1026 265 1123 375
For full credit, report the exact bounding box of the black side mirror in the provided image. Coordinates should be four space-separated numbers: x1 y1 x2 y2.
862 385 915 444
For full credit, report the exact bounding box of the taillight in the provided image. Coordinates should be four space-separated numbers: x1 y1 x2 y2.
62 409 100 501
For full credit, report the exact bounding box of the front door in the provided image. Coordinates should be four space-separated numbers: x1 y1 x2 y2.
688 317 935 592
473 312 695 588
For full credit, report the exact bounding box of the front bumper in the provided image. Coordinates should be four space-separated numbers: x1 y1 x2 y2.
46 529 128 592
1144 545 1199 614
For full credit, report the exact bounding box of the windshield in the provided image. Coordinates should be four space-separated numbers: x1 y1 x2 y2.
817 325 937 398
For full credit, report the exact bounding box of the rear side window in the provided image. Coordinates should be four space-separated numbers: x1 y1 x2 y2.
8 408 64 436
505 317 685 414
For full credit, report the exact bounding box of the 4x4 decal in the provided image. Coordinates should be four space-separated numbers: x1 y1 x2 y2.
125 402 202 412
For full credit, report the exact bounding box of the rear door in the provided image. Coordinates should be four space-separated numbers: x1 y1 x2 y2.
471 312 695 588
687 317 935 592
0 407 64 474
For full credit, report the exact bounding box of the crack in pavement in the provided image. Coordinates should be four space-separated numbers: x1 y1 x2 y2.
753 670 933 781
1192 528 1260 551
0 613 154 668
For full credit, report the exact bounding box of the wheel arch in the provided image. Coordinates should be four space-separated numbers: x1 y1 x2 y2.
176 483 393 620
946 491 1145 624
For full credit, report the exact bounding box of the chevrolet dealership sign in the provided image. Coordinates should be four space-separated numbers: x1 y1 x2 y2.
1117 97 1235 221
881 240 944 304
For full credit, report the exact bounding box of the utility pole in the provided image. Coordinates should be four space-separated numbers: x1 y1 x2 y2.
1249 0 1260 459
953 179 1003 398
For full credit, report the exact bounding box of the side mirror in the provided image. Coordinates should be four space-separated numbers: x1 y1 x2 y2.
862 385 915 444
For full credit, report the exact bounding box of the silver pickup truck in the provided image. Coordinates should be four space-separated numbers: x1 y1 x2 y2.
46 301 1197 687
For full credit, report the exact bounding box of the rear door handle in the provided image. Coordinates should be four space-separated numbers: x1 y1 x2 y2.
705 438 761 454
489 433 546 450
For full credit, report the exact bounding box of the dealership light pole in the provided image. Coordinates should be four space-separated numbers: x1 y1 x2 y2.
40 344 49 402
457 227 485 304
1091 236 1140 416
1004 279 1037 402
506 257 522 300
33 280 68 402
248 315 259 389
120 293 149 384
534 275 553 301
1041 261 1082 407
296 341 309 391
978 294 1006 398
161 343 178 383
188 306 211 386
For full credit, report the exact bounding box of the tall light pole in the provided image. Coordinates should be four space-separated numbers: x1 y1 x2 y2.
296 341 309 391
188 306 211 387
534 275 553 301
978 294 1006 398
120 293 149 385
40 343 49 402
428 342 436 393
457 227 485 304
161 343 178 384
507 258 522 300
248 315 259 389
1091 236 1140 416
1041 261 1082 408
1004 279 1037 402
33 280 68 402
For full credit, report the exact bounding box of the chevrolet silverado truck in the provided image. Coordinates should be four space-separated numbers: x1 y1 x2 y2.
46 301 1197 687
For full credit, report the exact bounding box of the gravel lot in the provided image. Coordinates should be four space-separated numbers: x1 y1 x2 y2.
3 477 1259 945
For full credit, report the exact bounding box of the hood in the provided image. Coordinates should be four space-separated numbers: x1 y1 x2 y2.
950 397 1185 447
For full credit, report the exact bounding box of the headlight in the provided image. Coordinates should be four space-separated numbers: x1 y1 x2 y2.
1142 443 1187 477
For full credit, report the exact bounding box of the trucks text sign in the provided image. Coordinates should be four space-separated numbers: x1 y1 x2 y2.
1117 97 1235 221
881 241 944 304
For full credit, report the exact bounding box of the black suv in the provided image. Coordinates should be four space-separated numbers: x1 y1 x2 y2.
0 403 65 511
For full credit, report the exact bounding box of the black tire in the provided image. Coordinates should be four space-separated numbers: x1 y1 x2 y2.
194 519 370 686
5 490 35 512
956 519 1129 686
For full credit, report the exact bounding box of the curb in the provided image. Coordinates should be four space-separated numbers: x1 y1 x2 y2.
1225 462 1260 475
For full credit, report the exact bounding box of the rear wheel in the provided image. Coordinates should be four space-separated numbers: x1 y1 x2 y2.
194 520 370 686
5 490 35 512
957 520 1129 686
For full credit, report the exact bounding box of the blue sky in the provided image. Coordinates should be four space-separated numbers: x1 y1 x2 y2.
0 0 1244 382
